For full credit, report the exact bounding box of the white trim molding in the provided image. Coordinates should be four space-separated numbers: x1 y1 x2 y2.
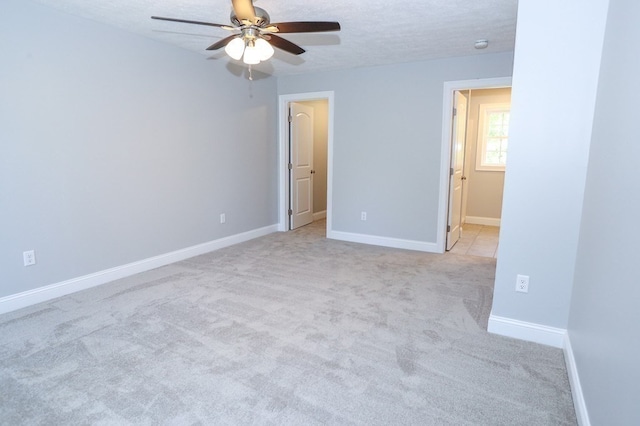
487 313 566 348
313 210 327 221
465 216 501 227
564 333 591 426
488 316 590 424
328 230 439 253
0 224 278 315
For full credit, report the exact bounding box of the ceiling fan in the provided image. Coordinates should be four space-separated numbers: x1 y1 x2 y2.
151 0 341 66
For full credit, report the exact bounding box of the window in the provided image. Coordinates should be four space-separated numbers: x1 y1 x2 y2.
476 103 510 171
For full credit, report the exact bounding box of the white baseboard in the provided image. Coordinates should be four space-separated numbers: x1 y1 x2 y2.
487 313 566 348
313 210 327 221
328 230 440 253
488 315 589 424
0 224 278 315
465 216 501 227
564 333 591 426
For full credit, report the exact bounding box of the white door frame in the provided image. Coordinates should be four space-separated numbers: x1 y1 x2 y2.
278 91 335 232
437 77 512 252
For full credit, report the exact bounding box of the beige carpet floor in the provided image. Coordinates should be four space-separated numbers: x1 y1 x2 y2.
0 221 576 425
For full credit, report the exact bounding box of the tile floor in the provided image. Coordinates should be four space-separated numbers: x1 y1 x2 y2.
448 223 500 258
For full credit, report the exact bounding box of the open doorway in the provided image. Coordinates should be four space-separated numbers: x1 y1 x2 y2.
288 100 329 230
447 88 512 256
278 92 335 233
462 88 511 227
438 78 512 254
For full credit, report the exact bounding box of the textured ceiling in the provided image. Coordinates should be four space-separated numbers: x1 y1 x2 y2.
31 0 518 77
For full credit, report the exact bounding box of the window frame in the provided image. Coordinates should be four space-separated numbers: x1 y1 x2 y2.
476 103 511 172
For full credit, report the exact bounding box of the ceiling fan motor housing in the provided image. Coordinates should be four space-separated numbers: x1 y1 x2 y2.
231 6 270 27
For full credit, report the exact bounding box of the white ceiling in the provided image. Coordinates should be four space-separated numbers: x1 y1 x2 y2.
31 0 518 77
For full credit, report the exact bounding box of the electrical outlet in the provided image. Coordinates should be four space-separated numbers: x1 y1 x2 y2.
220 213 226 224
361 212 367 221
516 274 529 293
23 250 36 267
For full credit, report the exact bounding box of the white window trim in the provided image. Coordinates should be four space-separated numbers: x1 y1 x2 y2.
476 102 510 172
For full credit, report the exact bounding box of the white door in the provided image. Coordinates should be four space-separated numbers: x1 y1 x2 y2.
446 91 468 250
289 102 314 230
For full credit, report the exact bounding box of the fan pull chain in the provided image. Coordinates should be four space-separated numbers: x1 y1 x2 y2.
247 65 254 98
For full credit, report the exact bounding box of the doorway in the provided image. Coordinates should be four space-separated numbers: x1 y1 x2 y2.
461 88 511 228
289 100 329 230
438 78 512 253
278 91 335 233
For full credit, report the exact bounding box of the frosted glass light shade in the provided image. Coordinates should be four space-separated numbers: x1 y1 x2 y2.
255 38 274 61
242 43 261 65
225 37 245 60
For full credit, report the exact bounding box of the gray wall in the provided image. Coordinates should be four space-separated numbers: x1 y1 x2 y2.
0 0 278 298
463 88 511 221
491 0 609 328
278 53 514 242
568 0 640 424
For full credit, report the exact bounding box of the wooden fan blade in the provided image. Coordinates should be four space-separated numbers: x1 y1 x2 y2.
151 16 230 29
267 21 341 33
268 35 305 55
231 0 256 22
206 35 238 51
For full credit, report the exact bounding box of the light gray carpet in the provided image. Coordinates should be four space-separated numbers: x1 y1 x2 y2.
0 221 576 425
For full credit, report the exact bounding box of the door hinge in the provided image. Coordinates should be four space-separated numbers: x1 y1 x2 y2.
288 163 293 170
288 209 293 216
453 107 457 117
447 225 451 232
288 115 292 123
450 167 454 176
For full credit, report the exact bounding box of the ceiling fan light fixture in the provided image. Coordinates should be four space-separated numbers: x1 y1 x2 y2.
242 40 261 65
151 0 341 73
225 37 245 60
255 38 274 61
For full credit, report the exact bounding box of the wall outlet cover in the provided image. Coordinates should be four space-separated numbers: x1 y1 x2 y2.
516 274 529 293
